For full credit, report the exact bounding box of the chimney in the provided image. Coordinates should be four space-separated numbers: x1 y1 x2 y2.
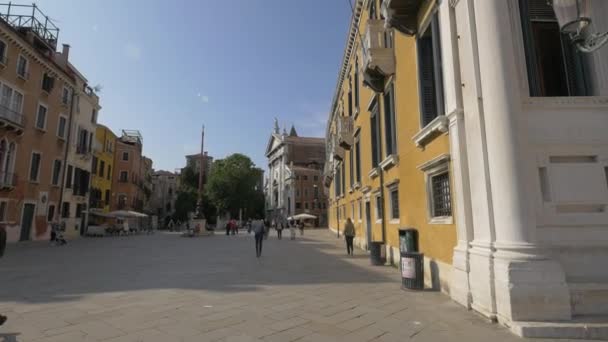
61 44 70 63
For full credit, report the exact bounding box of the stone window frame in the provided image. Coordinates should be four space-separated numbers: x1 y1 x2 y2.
419 154 453 225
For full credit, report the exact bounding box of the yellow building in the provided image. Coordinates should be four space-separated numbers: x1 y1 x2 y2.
90 124 117 213
325 0 456 291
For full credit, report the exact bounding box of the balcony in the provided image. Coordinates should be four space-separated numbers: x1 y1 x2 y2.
0 104 25 134
337 116 354 150
323 162 334 188
328 134 345 162
362 19 395 93
0 172 16 190
381 0 424 36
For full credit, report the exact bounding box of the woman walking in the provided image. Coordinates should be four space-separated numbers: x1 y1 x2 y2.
344 218 356 255
252 218 265 257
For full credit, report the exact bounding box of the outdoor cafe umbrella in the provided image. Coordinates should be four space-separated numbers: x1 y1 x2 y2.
107 210 148 218
288 213 317 220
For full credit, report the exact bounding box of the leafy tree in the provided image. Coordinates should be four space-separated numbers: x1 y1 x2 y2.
173 190 197 222
181 162 200 190
205 153 265 219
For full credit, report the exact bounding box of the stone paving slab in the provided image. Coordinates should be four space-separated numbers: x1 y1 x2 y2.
0 230 594 341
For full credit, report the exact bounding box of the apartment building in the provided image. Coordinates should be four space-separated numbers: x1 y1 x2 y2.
90 124 116 213
266 122 327 225
111 130 145 212
184 152 213 186
59 69 100 239
150 170 179 222
0 4 80 243
327 0 608 337
327 0 455 285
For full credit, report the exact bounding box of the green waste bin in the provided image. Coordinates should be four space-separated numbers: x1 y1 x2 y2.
399 228 418 253
369 242 386 266
399 228 424 290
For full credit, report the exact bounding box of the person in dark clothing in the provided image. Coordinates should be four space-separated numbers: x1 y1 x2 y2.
252 219 265 257
276 222 284 240
225 221 230 236
344 218 356 255
1 223 7 326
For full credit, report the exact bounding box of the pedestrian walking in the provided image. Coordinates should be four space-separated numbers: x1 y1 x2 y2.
168 219 175 231
289 221 296 240
252 218 265 257
276 222 284 240
1 223 8 326
263 220 270 240
298 221 304 236
225 221 230 236
344 218 356 255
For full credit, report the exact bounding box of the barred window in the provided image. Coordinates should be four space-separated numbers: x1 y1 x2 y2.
390 189 399 220
431 172 451 217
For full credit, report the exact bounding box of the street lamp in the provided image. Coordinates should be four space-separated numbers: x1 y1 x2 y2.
549 0 608 52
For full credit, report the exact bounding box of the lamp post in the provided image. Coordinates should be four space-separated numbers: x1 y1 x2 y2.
550 0 608 52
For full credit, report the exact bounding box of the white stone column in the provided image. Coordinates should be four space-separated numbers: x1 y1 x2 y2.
454 0 498 319
440 0 474 309
473 0 571 322
447 110 474 308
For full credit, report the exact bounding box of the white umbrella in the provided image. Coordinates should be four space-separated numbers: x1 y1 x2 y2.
290 213 317 220
107 210 148 218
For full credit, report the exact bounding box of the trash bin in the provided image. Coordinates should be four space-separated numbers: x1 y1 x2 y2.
399 228 424 290
369 242 386 266
399 228 418 253
400 252 424 290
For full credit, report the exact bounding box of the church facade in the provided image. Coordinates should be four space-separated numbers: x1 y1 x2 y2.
264 121 327 226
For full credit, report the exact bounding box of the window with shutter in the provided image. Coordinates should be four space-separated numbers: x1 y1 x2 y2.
66 165 73 188
519 0 589 97
383 83 396 156
370 99 381 167
417 13 444 127
355 139 361 183
349 148 354 187
354 59 360 110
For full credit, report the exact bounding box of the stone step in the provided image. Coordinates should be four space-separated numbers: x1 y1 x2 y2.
510 316 608 340
570 282 608 316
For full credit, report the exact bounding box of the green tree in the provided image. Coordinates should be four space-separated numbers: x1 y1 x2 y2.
173 190 197 221
205 153 265 219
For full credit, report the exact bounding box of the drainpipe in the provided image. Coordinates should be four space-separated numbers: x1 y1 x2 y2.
374 97 387 245
56 90 77 223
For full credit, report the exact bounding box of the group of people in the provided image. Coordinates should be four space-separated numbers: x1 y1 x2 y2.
243 218 306 258
224 219 239 235
271 220 304 240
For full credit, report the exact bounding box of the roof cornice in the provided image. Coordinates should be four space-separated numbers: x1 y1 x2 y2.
326 0 365 140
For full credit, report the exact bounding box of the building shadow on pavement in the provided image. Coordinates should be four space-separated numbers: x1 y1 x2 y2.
0 230 397 304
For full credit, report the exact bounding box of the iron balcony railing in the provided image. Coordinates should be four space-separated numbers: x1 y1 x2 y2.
0 171 16 188
0 3 59 48
0 103 24 127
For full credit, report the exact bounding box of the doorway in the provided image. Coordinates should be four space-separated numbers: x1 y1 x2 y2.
365 201 371 250
20 203 36 241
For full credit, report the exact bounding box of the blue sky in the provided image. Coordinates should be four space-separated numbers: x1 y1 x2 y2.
33 0 351 171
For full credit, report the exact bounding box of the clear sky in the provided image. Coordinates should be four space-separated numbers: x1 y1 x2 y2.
33 0 351 171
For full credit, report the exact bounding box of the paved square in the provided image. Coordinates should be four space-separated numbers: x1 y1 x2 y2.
0 230 584 341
